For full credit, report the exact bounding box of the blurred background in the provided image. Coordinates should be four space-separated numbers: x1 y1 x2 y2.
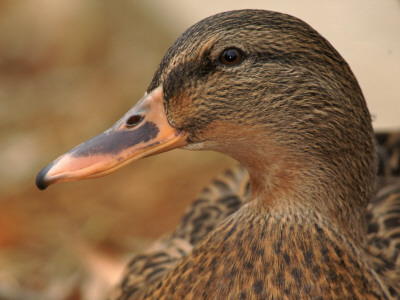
1 0 399 299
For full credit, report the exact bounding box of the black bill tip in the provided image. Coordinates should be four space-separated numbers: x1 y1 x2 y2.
35 161 55 190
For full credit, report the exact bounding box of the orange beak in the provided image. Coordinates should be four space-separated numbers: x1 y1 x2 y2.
36 87 188 190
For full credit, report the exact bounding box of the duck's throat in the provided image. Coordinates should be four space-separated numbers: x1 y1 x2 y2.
241 152 368 246
198 122 373 245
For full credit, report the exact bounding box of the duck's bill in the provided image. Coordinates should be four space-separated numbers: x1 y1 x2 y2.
36 87 188 190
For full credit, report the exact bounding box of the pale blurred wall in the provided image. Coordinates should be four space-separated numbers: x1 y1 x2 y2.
146 0 400 130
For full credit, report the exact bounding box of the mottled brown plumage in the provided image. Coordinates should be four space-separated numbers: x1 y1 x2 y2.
109 164 250 299
110 133 400 299
107 9 400 300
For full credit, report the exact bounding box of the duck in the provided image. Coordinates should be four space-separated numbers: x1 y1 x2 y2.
36 9 400 299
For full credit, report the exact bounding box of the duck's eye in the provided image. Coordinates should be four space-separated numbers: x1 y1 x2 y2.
219 48 243 66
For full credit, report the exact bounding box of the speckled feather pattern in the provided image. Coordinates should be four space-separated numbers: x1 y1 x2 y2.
109 164 250 299
146 208 388 299
110 133 400 299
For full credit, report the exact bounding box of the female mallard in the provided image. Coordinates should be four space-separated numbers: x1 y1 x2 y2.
36 10 400 299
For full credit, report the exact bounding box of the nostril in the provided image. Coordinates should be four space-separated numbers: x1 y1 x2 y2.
126 115 144 127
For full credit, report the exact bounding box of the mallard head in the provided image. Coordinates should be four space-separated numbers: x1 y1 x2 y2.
36 10 376 243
